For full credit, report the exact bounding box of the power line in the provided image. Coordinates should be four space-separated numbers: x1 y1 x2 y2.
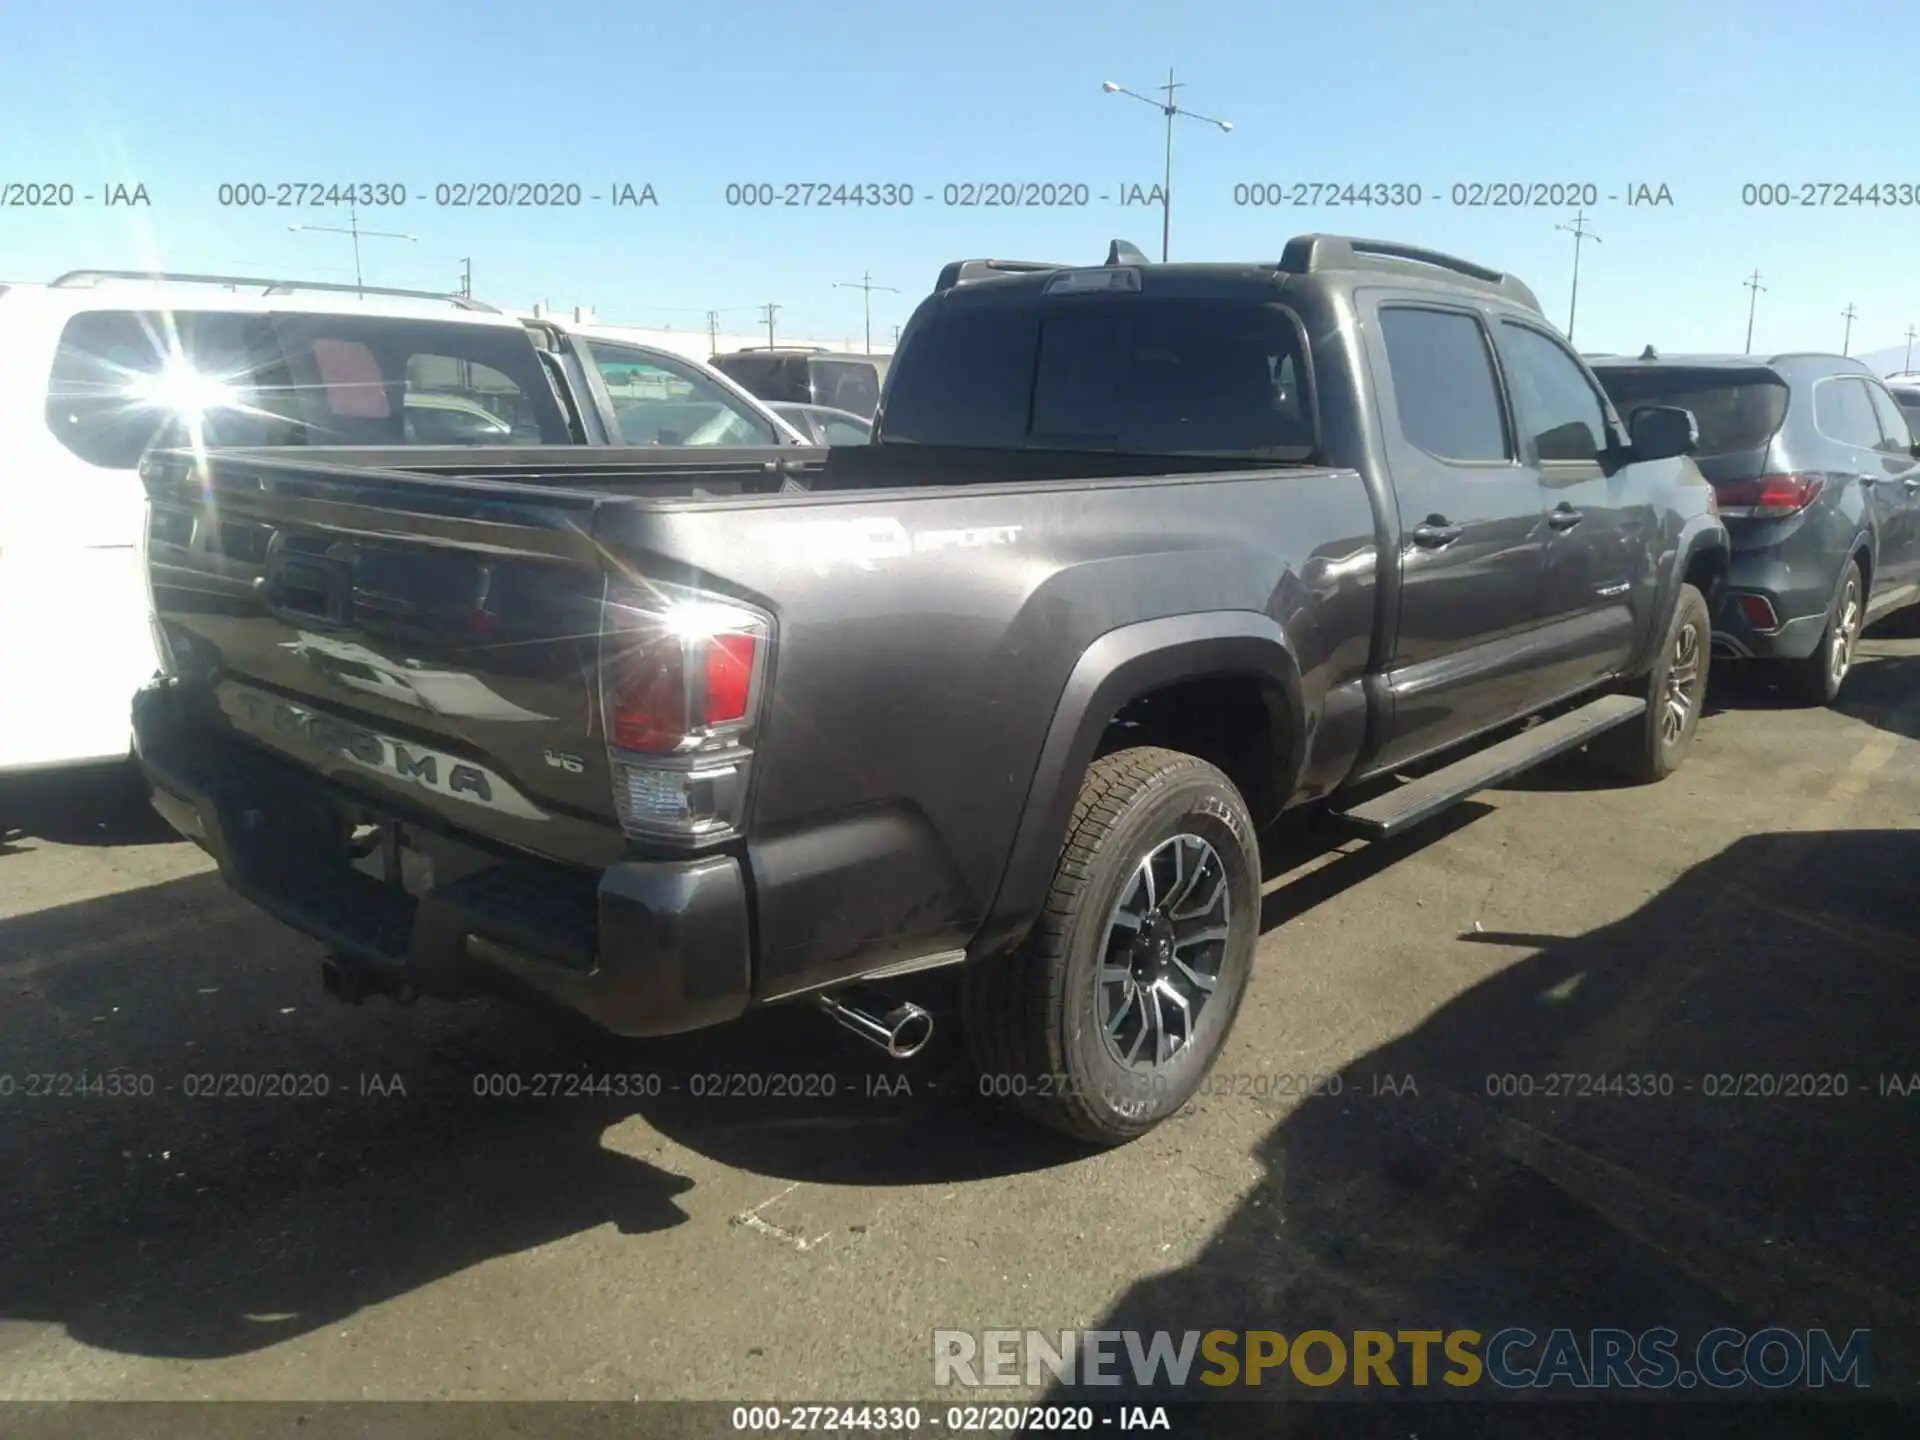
1553 209 1601 343
1101 67 1232 262
1742 270 1766 354
832 271 901 355
287 206 417 296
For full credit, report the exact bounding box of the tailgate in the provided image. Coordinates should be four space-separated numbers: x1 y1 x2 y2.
142 449 633 867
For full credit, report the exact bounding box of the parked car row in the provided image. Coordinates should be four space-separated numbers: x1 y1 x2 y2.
7 232 1916 1151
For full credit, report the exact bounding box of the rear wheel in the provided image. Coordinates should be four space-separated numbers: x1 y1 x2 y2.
963 747 1260 1146
1593 582 1711 784
1779 560 1864 706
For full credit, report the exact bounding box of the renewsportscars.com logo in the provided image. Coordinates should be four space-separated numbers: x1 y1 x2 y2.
932 1327 1874 1392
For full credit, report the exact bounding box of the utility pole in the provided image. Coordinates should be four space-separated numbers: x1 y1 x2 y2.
458 257 472 299
1101 68 1232 263
1553 209 1601 342
1742 270 1766 353
1904 324 1916 372
1841 303 1858 357
758 302 781 349
833 271 901 354
707 310 721 356
893 324 902 346
287 206 417 296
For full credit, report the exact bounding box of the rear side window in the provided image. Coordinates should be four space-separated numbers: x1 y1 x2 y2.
712 354 811 404
1591 367 1789 459
812 359 881 417
1378 307 1511 463
45 309 569 467
882 298 1315 456
45 311 298 467
1813 376 1885 450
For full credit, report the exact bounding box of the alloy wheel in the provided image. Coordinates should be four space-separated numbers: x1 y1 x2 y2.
1661 620 1702 745
1829 577 1862 686
1097 833 1232 1070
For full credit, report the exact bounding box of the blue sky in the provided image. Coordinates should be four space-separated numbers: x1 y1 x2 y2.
5 0 1919 366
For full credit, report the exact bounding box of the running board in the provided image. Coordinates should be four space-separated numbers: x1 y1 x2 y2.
1331 694 1647 840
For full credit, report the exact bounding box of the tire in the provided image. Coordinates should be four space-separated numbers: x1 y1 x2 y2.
962 746 1261 1146
1778 559 1864 706
1592 582 1711 784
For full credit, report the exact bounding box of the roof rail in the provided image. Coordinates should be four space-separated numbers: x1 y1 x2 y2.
1276 235 1542 313
726 344 831 353
48 270 501 313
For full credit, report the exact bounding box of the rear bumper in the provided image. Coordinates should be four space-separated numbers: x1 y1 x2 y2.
132 681 752 1037
1711 550 1835 661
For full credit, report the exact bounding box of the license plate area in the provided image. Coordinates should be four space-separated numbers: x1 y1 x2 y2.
348 817 438 897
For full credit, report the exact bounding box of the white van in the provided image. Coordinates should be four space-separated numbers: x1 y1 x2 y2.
0 272 580 778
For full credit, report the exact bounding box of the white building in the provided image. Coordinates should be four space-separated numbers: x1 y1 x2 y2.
516 305 894 364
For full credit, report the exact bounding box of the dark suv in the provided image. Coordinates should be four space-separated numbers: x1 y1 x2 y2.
709 347 889 419
1590 352 1920 702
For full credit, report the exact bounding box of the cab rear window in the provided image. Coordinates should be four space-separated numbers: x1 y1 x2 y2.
45 309 570 468
881 297 1316 457
1590 366 1789 458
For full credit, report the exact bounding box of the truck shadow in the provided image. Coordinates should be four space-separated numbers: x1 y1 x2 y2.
0 801 1494 1361
0 871 706 1361
1023 827 1920 1427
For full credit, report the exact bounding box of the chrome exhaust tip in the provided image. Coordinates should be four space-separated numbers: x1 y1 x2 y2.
816 983 934 1059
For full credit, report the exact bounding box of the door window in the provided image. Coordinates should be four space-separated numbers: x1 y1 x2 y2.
1378 306 1511 463
1863 382 1916 455
1499 321 1610 462
589 344 779 446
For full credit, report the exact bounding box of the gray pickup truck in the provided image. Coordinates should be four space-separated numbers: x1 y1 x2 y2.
131 234 1728 1145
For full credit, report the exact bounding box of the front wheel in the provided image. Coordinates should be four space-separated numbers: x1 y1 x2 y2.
963 746 1261 1146
1593 582 1711 784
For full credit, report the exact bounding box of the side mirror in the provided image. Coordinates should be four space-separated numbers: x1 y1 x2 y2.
1629 404 1698 462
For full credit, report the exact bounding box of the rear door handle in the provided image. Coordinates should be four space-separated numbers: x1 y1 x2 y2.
1411 520 1463 548
1904 478 1920 493
1547 505 1584 531
1858 475 1880 487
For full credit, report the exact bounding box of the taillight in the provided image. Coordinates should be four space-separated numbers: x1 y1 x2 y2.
1712 473 1825 519
1736 593 1781 632
599 583 771 843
